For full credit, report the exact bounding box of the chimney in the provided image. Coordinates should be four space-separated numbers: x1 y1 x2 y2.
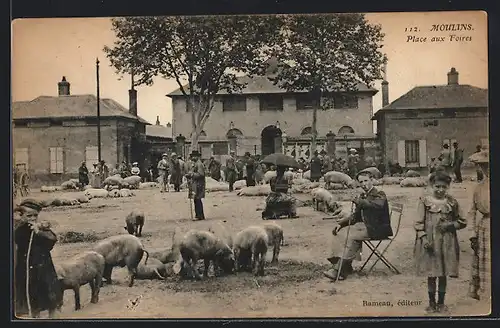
155 116 160 125
129 74 137 116
447 67 459 85
58 76 70 96
166 122 172 128
381 63 389 107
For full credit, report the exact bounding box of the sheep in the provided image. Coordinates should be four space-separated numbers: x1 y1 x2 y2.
359 167 382 179
61 180 79 190
40 186 61 192
206 183 230 192
261 222 284 264
263 170 277 184
233 226 269 276
51 197 80 207
76 194 90 203
381 176 405 185
179 230 235 280
93 234 150 287
123 176 141 189
233 180 247 190
323 171 355 189
400 177 428 188
124 210 145 237
84 188 109 199
54 251 105 311
108 189 121 198
103 174 124 188
138 182 158 189
135 257 169 280
311 187 341 214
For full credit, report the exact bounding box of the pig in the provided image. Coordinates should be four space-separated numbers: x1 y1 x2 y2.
150 230 181 264
93 234 150 287
323 171 355 189
233 226 269 276
135 257 169 280
261 222 284 263
54 251 105 311
311 187 341 214
124 210 145 237
179 230 235 280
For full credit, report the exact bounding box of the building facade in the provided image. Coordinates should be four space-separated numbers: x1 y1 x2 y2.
12 77 150 186
373 68 488 170
168 72 380 161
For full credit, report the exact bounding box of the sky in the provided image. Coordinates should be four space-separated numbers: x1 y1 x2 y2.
11 11 488 126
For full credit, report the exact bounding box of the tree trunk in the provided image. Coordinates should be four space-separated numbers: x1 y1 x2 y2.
189 94 199 153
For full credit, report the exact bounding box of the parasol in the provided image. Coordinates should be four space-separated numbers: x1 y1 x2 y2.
468 150 489 164
261 153 300 169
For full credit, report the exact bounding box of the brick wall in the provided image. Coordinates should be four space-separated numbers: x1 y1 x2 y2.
171 93 375 141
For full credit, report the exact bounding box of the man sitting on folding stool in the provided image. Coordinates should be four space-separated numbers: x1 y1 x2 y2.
324 170 393 281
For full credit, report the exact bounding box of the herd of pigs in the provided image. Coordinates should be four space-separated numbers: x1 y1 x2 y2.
54 210 284 313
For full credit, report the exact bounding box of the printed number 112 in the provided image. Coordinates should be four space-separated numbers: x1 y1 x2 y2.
405 27 418 32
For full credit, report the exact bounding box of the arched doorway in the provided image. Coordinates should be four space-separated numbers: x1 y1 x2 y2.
261 125 282 156
226 128 244 154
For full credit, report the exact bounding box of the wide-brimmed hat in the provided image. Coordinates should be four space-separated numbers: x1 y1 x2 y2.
190 150 201 157
19 199 43 212
349 148 357 153
469 150 489 164
171 152 177 157
132 162 138 166
162 153 168 157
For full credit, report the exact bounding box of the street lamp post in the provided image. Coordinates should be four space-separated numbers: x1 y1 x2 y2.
96 58 102 162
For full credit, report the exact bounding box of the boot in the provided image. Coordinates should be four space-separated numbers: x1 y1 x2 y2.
468 276 480 300
425 292 436 313
436 292 448 313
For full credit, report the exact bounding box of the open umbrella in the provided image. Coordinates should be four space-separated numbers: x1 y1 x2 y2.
261 153 300 169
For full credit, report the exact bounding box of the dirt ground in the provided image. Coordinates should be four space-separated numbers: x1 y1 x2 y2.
16 180 490 319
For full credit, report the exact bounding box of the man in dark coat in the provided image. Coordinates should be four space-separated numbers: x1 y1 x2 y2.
309 151 322 182
207 157 221 182
169 152 183 192
225 151 238 192
473 145 484 182
14 199 62 318
323 171 392 281
244 152 256 187
186 150 206 220
78 162 89 190
452 142 464 183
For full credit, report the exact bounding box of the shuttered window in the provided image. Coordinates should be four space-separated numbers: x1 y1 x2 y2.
49 147 64 173
398 139 427 167
85 146 99 169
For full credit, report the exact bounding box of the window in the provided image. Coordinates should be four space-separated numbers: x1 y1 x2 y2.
223 96 247 111
15 148 29 169
86 146 99 169
480 138 488 150
226 128 243 138
213 142 229 155
443 110 456 118
404 111 418 118
296 94 317 110
49 147 64 173
333 94 358 109
404 140 420 164
301 127 313 135
338 126 355 135
259 95 283 111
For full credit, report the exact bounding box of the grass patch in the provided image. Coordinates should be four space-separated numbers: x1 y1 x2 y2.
58 230 109 244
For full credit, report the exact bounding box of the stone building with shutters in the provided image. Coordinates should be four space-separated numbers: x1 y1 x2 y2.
12 76 150 186
168 59 380 162
372 67 488 172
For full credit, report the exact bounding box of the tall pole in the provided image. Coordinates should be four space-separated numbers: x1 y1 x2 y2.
96 58 102 162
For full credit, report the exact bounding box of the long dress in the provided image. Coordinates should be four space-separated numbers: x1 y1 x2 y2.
14 221 62 317
414 195 467 277
309 156 322 182
78 165 89 186
262 175 297 219
245 158 256 187
468 179 490 297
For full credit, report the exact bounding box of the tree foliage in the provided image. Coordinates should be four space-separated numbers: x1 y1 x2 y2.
104 15 281 150
265 14 387 153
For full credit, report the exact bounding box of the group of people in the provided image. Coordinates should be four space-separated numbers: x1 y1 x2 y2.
77 160 143 190
321 149 490 314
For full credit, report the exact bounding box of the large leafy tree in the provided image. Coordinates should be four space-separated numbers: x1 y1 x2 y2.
266 14 386 154
104 15 281 150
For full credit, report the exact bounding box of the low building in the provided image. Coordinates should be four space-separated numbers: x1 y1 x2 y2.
372 67 488 171
143 117 175 170
12 76 150 186
168 59 380 161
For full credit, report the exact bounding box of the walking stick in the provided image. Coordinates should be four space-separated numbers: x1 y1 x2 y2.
26 230 34 318
187 180 193 221
336 202 355 282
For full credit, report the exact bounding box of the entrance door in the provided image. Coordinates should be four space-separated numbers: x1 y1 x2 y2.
261 125 282 156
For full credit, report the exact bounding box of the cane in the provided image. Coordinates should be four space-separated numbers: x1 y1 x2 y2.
336 201 354 282
26 230 34 318
187 180 194 221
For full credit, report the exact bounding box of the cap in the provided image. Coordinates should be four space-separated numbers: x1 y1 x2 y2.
19 199 43 212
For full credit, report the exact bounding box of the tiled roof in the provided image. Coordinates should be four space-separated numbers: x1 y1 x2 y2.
373 84 487 119
166 75 377 96
146 125 173 139
12 94 150 124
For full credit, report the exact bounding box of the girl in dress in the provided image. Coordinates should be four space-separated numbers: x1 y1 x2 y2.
414 171 466 313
